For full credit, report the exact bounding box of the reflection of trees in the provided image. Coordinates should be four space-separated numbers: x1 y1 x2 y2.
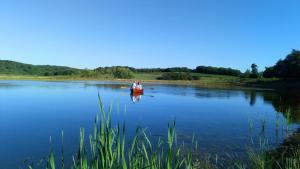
194 89 240 98
250 91 257 106
243 90 300 122
83 83 129 90
0 82 21 89
243 90 257 106
261 91 300 123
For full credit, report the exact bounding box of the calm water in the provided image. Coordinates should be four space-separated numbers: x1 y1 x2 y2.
0 80 299 168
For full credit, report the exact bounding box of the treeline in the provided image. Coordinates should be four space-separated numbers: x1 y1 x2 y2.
1 49 299 80
157 72 199 80
0 60 78 76
0 60 250 80
95 66 241 75
93 66 241 80
93 49 300 79
194 66 241 76
263 49 300 78
94 66 196 80
95 66 192 73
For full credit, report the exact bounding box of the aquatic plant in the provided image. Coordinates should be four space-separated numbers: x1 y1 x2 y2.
248 119 254 130
29 95 201 169
242 108 300 169
244 145 300 169
27 97 300 169
285 108 292 133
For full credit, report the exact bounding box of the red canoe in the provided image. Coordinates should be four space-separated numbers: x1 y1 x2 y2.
131 88 144 95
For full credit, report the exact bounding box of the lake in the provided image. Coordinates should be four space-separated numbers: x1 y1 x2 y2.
0 80 299 168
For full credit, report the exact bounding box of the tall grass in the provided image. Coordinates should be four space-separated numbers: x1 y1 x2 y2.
28 98 300 169
243 108 300 169
244 146 300 169
285 108 292 133
30 94 201 169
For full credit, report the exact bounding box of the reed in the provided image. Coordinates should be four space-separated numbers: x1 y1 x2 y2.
243 107 300 169
30 94 200 169
285 108 292 133
244 147 300 169
248 119 254 130
28 98 299 169
283 151 300 169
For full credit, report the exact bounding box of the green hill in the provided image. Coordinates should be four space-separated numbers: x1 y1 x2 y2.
0 60 79 76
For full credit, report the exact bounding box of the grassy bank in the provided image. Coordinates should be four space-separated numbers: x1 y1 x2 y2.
1 73 299 90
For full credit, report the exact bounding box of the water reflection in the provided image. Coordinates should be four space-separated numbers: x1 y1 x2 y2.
249 91 257 106
1 81 300 169
83 82 129 90
261 91 300 122
1 81 299 122
235 89 300 122
194 89 239 98
130 93 143 103
1 81 300 122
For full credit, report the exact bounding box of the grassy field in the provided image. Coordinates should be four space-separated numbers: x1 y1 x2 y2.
1 73 299 90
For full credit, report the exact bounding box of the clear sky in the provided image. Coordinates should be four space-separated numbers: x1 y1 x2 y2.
0 0 299 71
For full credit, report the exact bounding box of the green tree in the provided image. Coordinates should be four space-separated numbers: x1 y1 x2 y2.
242 69 251 78
112 67 134 79
263 49 300 78
250 63 259 78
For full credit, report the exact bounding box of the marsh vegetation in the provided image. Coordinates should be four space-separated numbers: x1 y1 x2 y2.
27 96 300 169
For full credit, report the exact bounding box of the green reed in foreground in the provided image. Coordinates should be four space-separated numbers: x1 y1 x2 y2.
28 97 300 169
31 95 200 169
237 109 300 169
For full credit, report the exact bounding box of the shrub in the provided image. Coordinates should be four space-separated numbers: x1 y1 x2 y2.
112 67 134 79
157 72 199 80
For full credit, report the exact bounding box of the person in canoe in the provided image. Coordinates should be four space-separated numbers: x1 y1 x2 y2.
130 81 144 94
137 81 143 90
131 81 137 90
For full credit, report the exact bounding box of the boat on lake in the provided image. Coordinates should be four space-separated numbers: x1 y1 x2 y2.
131 88 144 95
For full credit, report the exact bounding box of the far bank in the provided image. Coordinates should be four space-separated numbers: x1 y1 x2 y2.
1 73 299 91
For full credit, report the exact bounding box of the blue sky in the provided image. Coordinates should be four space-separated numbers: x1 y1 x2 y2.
0 0 299 71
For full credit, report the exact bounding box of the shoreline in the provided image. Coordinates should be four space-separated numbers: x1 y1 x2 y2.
1 75 294 91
